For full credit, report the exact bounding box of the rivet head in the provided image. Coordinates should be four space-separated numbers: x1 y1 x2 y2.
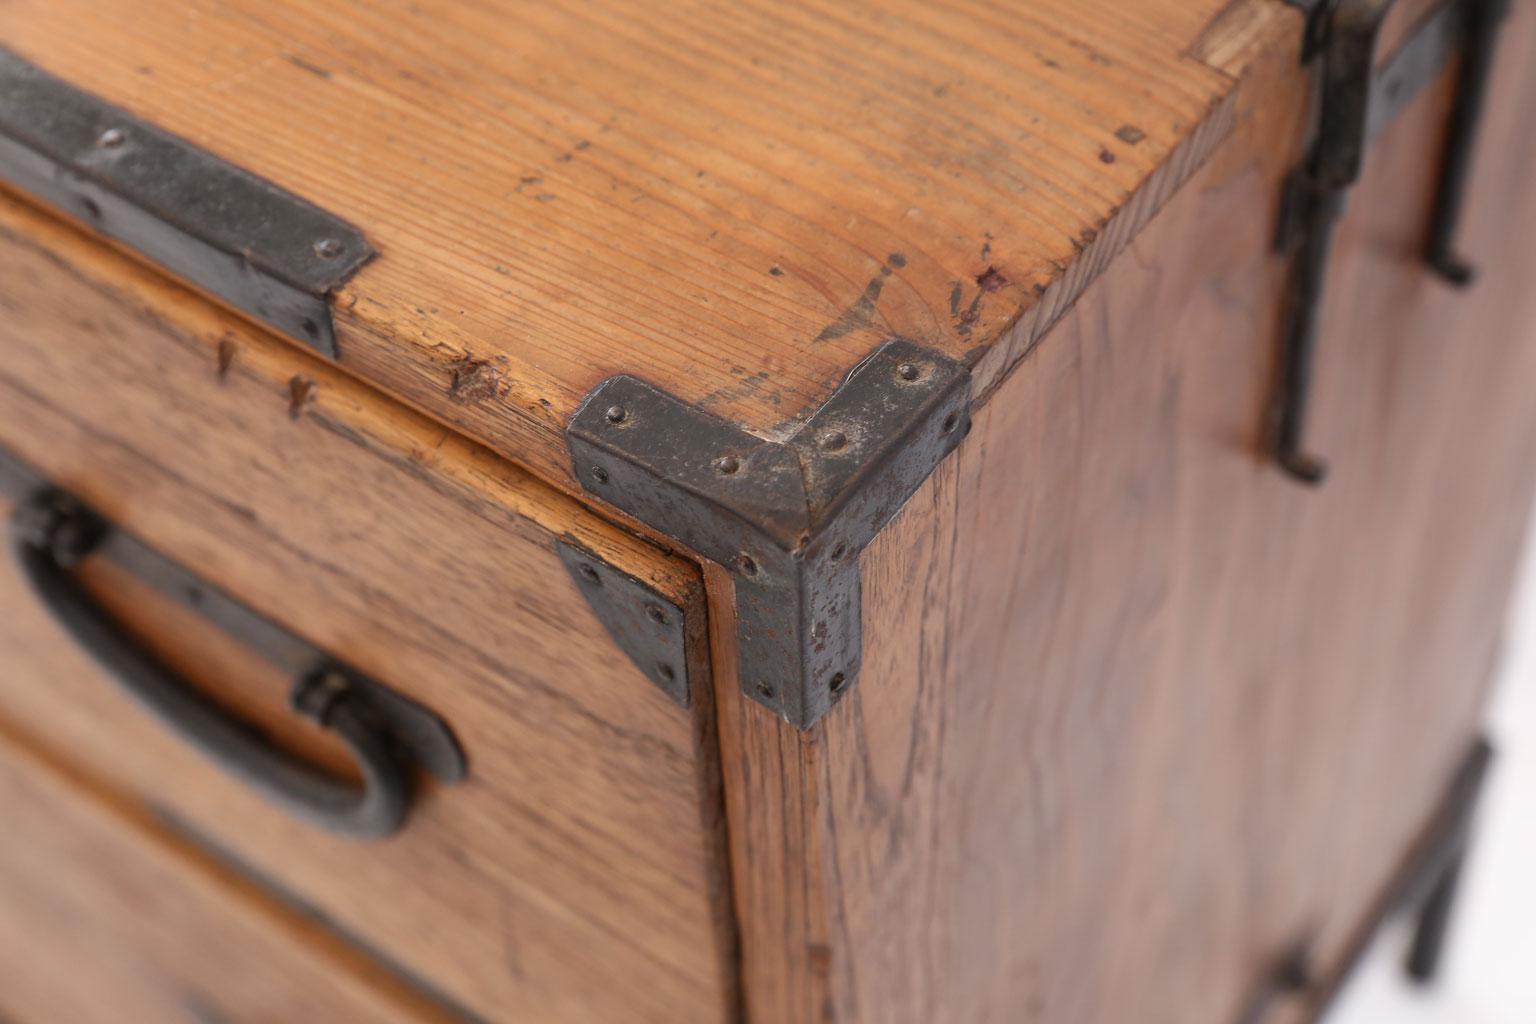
829 672 848 694
645 603 668 625
941 411 960 433
605 405 628 424
736 553 759 576
818 429 848 452
756 683 774 700
590 466 610 484
896 362 922 382
656 663 676 683
577 563 601 585
96 127 126 149
313 238 344 260
713 455 741 475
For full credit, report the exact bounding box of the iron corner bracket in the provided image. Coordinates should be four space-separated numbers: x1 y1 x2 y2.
567 339 972 729
556 538 696 708
0 47 373 358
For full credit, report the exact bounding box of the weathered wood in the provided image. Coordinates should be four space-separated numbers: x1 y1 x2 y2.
0 719 447 1024
0 194 736 1024
0 0 1244 487
714 1 1536 1020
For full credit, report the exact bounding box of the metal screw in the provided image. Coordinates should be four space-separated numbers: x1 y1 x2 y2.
756 683 774 699
96 127 126 149
714 455 741 475
657 663 676 683
605 405 628 424
313 238 344 260
818 430 848 452
645 603 668 625
942 412 960 433
828 542 848 562
896 362 921 381
829 672 848 694
737 553 759 576
591 466 610 484
577 563 601 585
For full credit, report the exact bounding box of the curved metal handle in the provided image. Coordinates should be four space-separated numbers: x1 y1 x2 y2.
10 488 462 839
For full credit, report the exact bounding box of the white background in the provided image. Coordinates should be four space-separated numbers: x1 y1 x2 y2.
1329 510 1536 1022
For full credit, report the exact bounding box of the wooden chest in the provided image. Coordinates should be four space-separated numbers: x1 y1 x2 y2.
2 1 1534 1021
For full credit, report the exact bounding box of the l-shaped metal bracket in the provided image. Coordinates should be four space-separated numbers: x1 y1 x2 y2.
567 340 971 728
0 48 373 358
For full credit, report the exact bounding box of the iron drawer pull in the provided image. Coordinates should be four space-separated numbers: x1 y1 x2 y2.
9 487 465 840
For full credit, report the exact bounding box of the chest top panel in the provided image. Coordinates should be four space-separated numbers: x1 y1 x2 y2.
0 0 1266 482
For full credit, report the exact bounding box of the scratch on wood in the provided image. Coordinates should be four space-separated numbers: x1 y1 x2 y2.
216 337 237 381
287 375 316 419
284 54 333 79
449 354 510 403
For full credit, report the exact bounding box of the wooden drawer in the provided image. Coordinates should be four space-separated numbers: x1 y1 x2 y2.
0 724 441 1024
0 196 735 1024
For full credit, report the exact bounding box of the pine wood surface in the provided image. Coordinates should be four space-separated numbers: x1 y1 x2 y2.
713 2 1536 1020
0 194 736 1024
1 0 1247 488
0 719 450 1024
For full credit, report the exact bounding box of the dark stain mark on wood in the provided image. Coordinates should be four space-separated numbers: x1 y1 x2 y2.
284 55 333 80
975 266 1008 293
769 265 784 277
949 281 963 317
815 253 906 342
287 376 316 419
1115 124 1146 144
1098 147 1117 164
957 294 983 334
1069 40 1114 66
216 337 237 381
449 355 510 403
697 369 773 412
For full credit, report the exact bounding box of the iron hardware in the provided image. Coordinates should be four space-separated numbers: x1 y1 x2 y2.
568 339 971 728
1 449 464 839
1425 0 1512 284
557 538 698 706
1231 736 1492 1021
0 48 373 358
1272 0 1507 484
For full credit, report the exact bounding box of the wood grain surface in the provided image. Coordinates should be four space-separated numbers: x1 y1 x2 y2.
1 0 1246 487
0 194 736 1024
0 719 449 1024
714 2 1536 1020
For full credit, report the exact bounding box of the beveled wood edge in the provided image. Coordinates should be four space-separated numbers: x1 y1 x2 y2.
0 189 704 608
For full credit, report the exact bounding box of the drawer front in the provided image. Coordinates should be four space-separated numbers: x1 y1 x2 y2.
0 194 735 1023
0 725 438 1024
